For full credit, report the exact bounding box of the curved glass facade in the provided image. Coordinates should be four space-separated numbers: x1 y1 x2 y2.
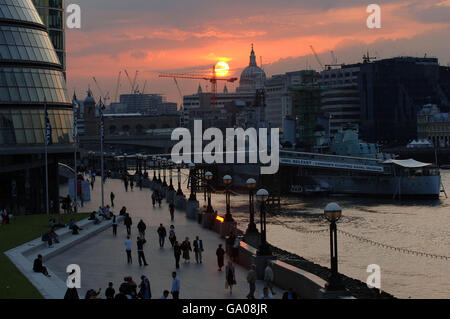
0 0 71 147
32 0 65 70
0 0 43 25
0 107 73 145
0 67 70 103
0 26 60 64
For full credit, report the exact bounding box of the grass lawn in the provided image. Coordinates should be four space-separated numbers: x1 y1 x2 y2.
0 213 89 299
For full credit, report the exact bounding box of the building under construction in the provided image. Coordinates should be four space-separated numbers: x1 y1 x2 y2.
289 71 324 149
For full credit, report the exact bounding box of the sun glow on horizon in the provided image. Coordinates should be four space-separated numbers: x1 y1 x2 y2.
215 61 230 77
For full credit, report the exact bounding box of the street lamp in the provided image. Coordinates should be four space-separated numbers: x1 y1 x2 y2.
152 156 157 182
205 171 213 214
246 178 257 233
143 155 148 174
256 189 271 256
176 160 183 195
324 202 344 291
223 175 233 222
162 157 168 187
157 156 162 183
167 159 174 190
188 163 197 201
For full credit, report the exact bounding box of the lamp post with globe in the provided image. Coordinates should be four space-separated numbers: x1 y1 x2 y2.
324 202 345 291
256 189 271 256
205 171 213 214
223 175 233 222
245 178 258 234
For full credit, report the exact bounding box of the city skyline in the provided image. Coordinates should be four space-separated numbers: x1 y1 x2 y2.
65 0 450 105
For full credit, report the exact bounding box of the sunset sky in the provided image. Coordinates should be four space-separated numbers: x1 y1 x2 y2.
66 0 450 106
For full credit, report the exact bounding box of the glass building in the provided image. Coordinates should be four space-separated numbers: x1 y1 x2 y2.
31 0 65 72
0 0 73 214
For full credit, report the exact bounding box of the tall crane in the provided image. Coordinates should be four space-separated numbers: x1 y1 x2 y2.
132 71 139 94
141 80 148 95
124 69 138 94
92 77 110 104
114 71 121 103
173 78 184 109
310 45 325 70
159 66 238 107
330 50 337 64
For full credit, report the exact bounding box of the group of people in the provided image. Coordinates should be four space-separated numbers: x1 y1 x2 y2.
66 272 181 300
42 215 81 247
151 190 163 207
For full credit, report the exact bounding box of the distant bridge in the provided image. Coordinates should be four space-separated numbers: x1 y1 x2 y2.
79 134 177 153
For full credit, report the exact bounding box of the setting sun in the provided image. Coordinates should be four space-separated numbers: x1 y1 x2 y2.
215 61 230 77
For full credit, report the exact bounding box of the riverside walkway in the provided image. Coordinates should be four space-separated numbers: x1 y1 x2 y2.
48 178 283 299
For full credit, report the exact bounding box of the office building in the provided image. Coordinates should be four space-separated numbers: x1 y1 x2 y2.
359 57 450 145
32 0 66 72
318 64 361 135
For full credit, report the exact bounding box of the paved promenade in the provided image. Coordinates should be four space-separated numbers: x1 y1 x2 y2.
48 178 282 299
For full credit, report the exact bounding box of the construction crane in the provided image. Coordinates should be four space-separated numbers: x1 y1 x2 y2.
92 77 110 103
114 71 121 103
159 66 238 107
132 71 139 94
363 51 377 64
173 78 184 110
310 45 325 70
124 69 138 94
330 51 337 64
141 80 147 95
325 50 342 70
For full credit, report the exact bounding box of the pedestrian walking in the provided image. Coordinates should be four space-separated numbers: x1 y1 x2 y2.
124 176 129 192
171 272 180 299
130 179 134 191
151 192 156 207
246 264 257 299
216 244 225 271
264 264 276 295
193 236 204 264
137 219 146 239
138 275 151 299
90 179 94 190
124 214 132 235
157 193 162 207
137 236 148 266
112 215 118 236
157 224 167 248
174 241 181 269
110 192 115 207
125 236 132 264
169 201 175 221
168 225 176 247
181 237 192 263
120 206 127 216
225 260 236 295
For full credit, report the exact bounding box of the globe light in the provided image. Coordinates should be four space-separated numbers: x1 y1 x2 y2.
205 171 213 180
246 178 256 189
324 202 342 222
256 189 269 202
223 175 232 185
